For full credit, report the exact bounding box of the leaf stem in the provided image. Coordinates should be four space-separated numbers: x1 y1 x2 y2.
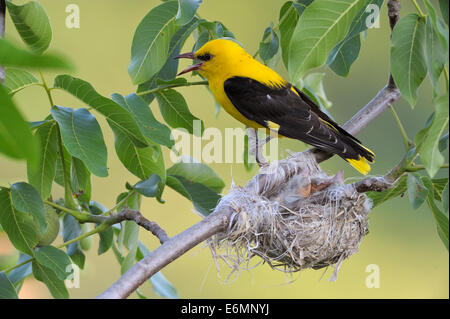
103 190 136 216
405 163 449 172
412 0 426 19
55 127 77 209
136 80 208 97
4 258 32 274
39 71 54 107
389 106 412 150
44 199 108 223
39 71 77 209
56 223 108 249
8 83 45 95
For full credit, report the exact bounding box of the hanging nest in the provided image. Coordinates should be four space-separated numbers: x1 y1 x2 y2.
209 152 372 281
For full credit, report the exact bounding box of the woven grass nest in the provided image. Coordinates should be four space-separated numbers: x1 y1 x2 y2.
209 152 372 281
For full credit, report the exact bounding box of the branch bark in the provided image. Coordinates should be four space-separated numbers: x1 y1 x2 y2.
117 208 170 244
97 0 402 299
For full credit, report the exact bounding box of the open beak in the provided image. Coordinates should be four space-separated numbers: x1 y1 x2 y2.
174 52 202 76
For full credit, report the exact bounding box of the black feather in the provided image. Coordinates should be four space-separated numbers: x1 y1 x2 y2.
223 76 374 162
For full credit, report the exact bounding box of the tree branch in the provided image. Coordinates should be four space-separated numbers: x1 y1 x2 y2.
117 208 170 244
97 206 233 299
4 206 169 274
97 0 403 299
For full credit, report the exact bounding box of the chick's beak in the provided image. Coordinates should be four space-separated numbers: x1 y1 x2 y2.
174 52 202 76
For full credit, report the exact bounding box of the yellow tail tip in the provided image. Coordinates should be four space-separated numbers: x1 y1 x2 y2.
346 157 371 175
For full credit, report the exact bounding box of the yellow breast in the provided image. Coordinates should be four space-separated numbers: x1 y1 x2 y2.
208 78 262 129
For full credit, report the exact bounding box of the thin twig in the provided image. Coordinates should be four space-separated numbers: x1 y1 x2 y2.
4 207 169 274
389 106 412 150
136 80 208 97
118 208 170 244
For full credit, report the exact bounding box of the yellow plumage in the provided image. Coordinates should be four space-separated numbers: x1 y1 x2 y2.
176 39 375 175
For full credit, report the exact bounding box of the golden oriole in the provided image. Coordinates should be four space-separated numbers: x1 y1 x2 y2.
175 39 374 175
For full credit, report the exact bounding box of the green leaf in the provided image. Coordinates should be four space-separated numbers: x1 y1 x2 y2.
366 175 407 208
167 175 221 216
0 189 39 256
123 221 139 252
425 16 447 96
421 94 449 177
32 261 69 299
288 0 363 80
176 0 202 25
121 246 138 275
11 182 47 235
431 178 449 201
4 68 38 95
327 34 360 77
0 38 72 70
155 89 204 135
407 173 429 209
6 0 52 54
259 26 279 64
137 18 200 103
193 29 211 52
0 85 37 164
151 272 179 299
111 93 173 148
439 0 449 26
390 14 427 107
166 175 191 199
438 133 449 152
121 221 139 274
137 242 178 299
327 0 384 76
135 174 163 198
128 1 179 84
303 72 333 109
98 227 113 255
51 106 108 177
342 0 384 39
424 0 449 51
34 246 72 280
414 113 434 147
167 161 225 193
279 1 313 68
70 156 91 204
62 214 85 269
166 161 224 215
422 176 449 250
54 144 71 187
54 75 147 146
0 272 19 299
27 122 58 199
443 182 449 214
111 124 166 183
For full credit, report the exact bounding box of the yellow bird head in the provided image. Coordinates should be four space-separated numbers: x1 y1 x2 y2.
175 39 252 79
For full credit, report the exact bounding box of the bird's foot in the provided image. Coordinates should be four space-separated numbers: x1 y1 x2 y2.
247 128 271 167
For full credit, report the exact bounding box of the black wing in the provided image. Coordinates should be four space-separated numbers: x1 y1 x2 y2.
223 76 373 162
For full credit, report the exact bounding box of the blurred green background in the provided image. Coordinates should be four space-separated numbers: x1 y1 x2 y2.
0 0 448 298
